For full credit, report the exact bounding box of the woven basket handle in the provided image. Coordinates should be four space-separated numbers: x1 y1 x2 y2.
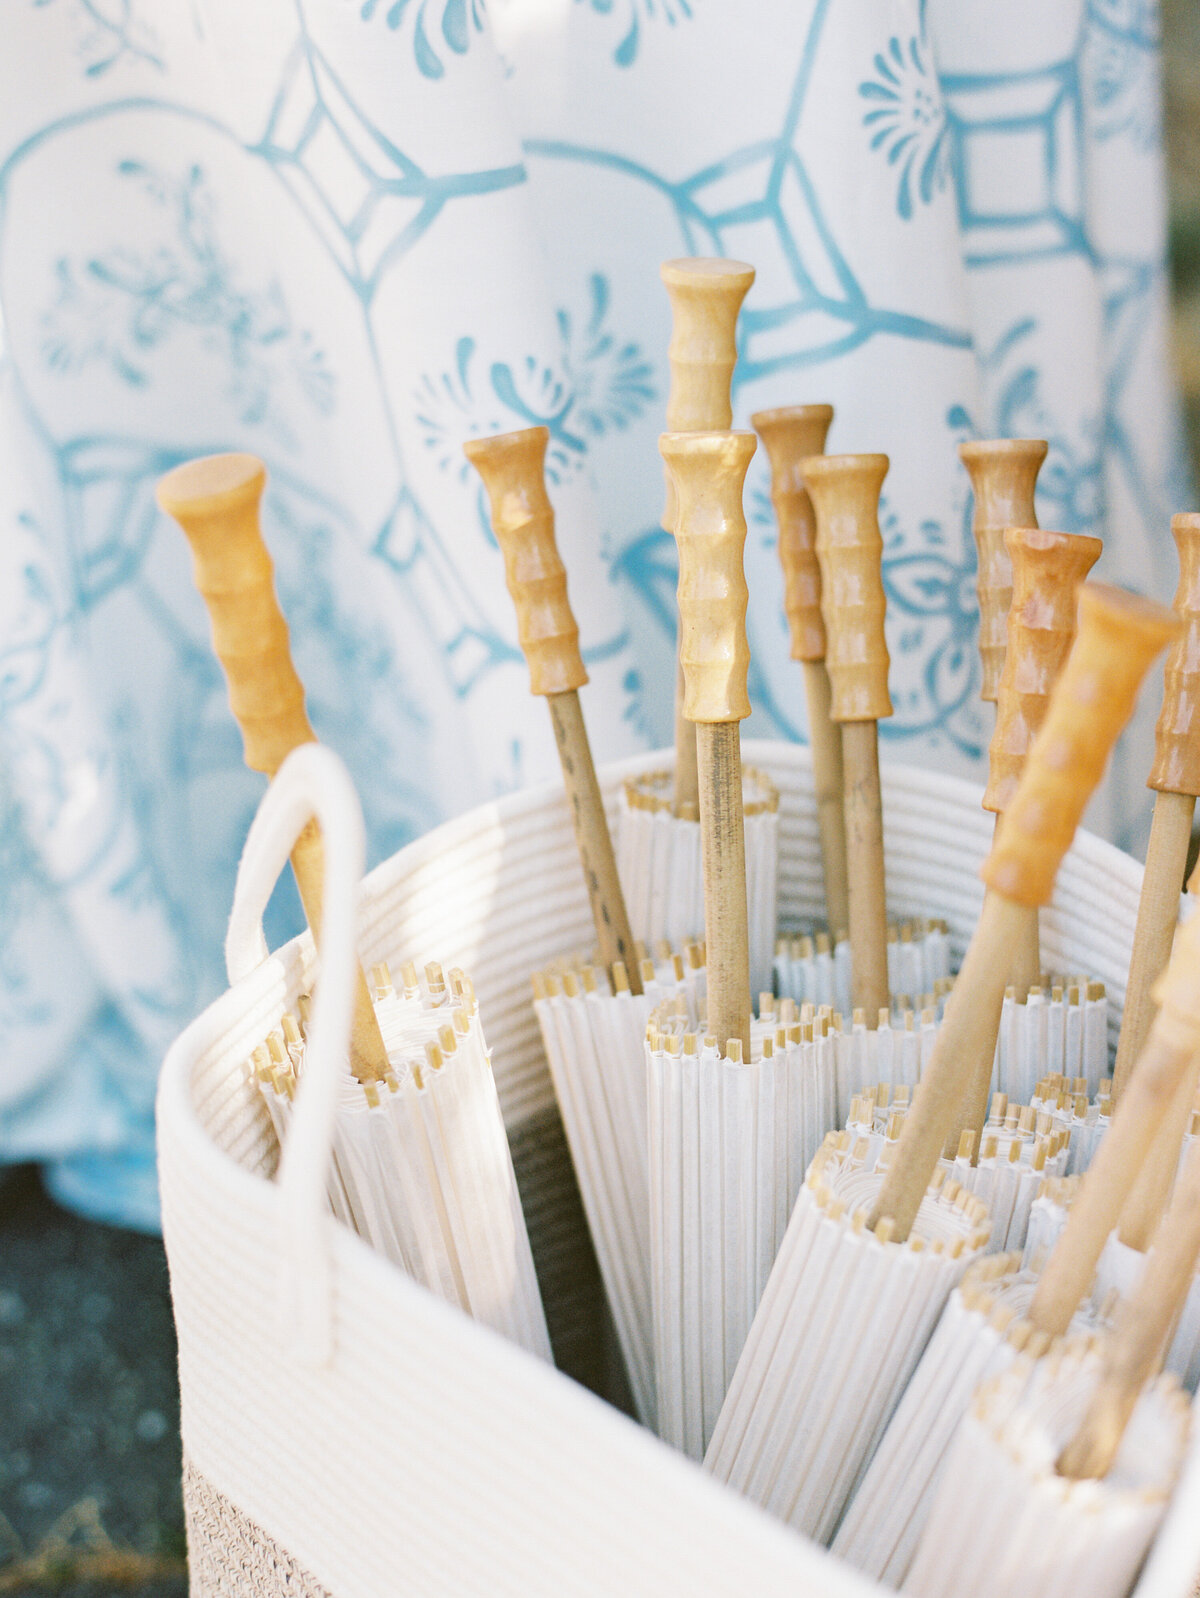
226 743 366 1365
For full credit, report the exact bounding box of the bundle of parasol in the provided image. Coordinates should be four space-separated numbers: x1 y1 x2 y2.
157 454 551 1361
901 1119 1200 1598
834 872 1200 1584
703 580 1179 1541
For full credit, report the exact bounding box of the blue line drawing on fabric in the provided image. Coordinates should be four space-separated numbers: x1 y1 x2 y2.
355 0 487 80
34 0 164 77
877 491 983 758
859 34 950 221
527 0 972 387
258 32 525 306
41 160 336 451
1082 0 1159 150
574 0 695 69
937 57 1087 267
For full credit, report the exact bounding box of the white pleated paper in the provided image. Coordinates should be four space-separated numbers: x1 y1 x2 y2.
254 965 551 1362
646 1011 839 1459
617 768 779 997
992 983 1109 1104
951 1133 1072 1255
705 1134 990 1545
773 924 952 1019
834 1257 1100 1585
902 1346 1189 1598
1093 1236 1200 1396
532 949 708 1426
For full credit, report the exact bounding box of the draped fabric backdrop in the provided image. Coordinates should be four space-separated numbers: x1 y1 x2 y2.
0 0 1187 1226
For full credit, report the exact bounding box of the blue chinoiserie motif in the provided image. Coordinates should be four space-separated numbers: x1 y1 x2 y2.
0 0 1187 1224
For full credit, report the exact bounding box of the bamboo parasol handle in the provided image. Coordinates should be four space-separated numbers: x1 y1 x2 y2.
983 526 1102 1001
1113 513 1200 1100
464 427 640 993
983 527 1103 817
157 452 389 1083
753 404 848 936
804 452 891 1020
661 428 756 1058
958 439 1047 705
1057 1132 1200 1481
872 584 1180 1242
661 258 755 812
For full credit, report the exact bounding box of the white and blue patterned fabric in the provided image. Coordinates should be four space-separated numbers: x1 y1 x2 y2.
0 0 1187 1227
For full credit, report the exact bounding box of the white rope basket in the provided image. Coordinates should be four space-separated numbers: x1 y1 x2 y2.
158 739 1200 1598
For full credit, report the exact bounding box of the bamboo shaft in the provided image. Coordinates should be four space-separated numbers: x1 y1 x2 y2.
991 812 1041 998
842 720 889 1019
802 660 849 937
696 720 752 1057
1113 789 1195 1100
1010 905 1041 999
1030 1029 1192 1337
870 892 1027 1241
548 690 642 995
1118 1052 1200 1251
674 651 700 814
1057 1136 1200 1480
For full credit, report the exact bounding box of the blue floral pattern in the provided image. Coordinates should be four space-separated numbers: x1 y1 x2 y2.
42 161 335 446
0 0 1187 1224
357 0 488 79
575 0 695 68
860 34 950 220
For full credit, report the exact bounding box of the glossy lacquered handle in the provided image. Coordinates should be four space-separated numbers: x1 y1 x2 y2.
464 427 587 697
959 439 1047 703
1149 513 1200 796
660 430 756 723
805 453 892 722
158 453 315 776
753 404 834 662
983 527 1102 814
660 257 754 531
983 584 1180 907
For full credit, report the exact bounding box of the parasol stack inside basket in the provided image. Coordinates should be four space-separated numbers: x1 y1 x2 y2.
835 878 1200 1584
465 422 670 1422
616 259 780 996
703 582 1178 1544
902 1119 1200 1598
158 452 550 1361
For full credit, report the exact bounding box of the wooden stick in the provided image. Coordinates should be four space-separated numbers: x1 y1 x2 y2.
958 439 1047 706
465 427 641 994
842 720 889 1014
157 453 390 1084
984 526 1101 1004
803 453 892 1021
659 428 757 1059
1113 514 1200 1101
1118 1051 1200 1252
1057 1133 1200 1481
871 585 1180 1243
1115 792 1196 1095
752 404 849 937
1026 760 1200 1336
802 660 849 939
697 722 752 1056
660 259 755 812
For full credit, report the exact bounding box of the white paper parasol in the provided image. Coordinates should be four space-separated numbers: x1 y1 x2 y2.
252 956 551 1360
